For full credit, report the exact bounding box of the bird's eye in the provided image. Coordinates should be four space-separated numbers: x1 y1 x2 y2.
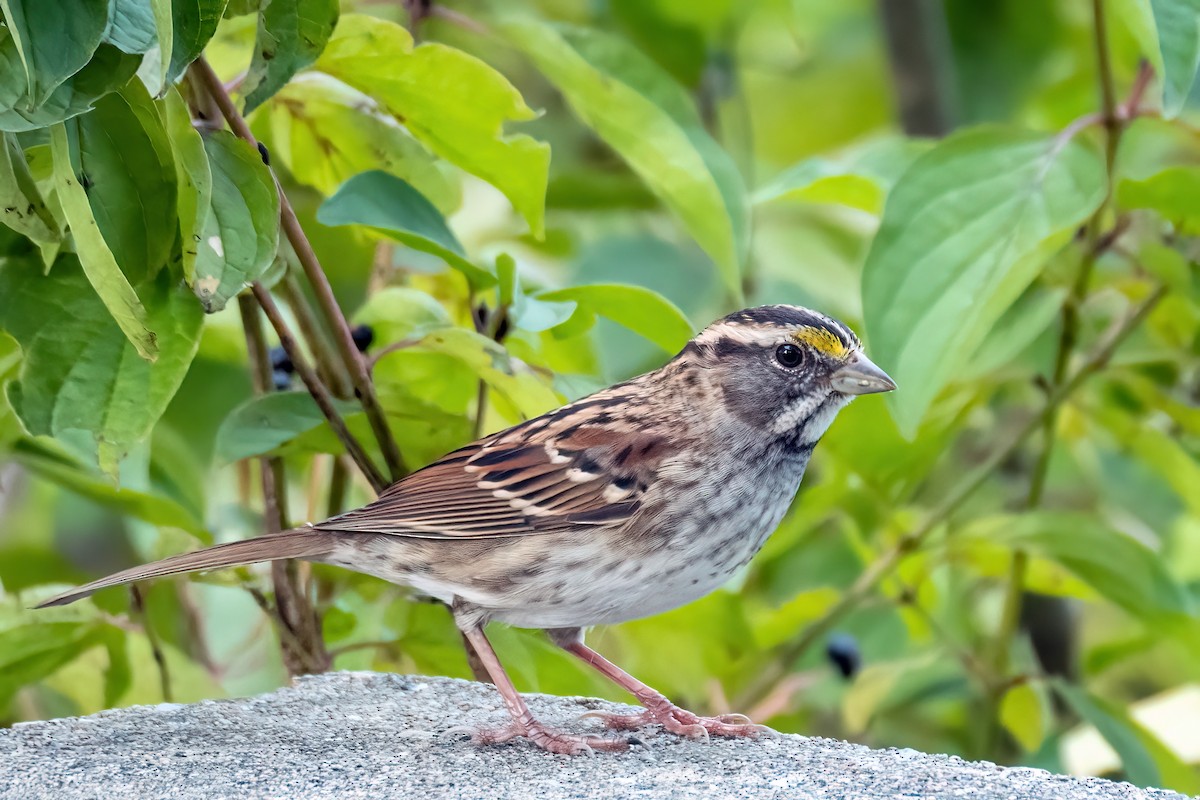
775 343 804 368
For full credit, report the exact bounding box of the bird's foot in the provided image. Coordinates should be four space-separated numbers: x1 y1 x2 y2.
447 719 632 755
582 701 768 740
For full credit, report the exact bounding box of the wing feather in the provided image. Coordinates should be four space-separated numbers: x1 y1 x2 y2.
319 398 674 540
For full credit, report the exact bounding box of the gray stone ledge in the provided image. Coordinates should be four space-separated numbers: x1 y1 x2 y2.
0 672 1190 800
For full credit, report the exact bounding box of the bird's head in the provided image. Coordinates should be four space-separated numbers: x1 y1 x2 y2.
680 305 895 445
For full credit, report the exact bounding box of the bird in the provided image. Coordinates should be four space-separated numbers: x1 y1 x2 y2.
37 305 895 754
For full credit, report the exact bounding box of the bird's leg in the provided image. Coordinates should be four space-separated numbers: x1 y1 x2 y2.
551 631 767 740
452 623 630 754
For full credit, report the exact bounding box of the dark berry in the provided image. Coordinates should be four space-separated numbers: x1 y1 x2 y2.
493 311 510 342
351 324 374 352
472 303 489 333
269 345 294 374
826 633 862 680
272 369 292 392
257 142 270 166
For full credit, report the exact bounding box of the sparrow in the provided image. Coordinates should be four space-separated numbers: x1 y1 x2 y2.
38 305 896 754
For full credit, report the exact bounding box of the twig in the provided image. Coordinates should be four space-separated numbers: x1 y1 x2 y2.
192 57 406 483
735 285 1168 709
279 272 353 398
1092 0 1120 171
130 585 173 703
240 295 324 675
251 284 389 492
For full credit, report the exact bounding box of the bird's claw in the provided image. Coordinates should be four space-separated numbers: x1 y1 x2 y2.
445 719 629 755
581 703 768 740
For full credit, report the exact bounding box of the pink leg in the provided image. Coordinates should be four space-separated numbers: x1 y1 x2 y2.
563 640 768 740
455 626 629 754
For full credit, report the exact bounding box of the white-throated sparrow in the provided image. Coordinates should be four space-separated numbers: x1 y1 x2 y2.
38 305 895 754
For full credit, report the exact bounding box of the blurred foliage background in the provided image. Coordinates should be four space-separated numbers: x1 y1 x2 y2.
1 0 1200 791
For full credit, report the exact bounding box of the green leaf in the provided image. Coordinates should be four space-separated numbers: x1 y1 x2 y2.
158 85 211 285
1138 242 1191 293
502 20 745 297
1114 0 1200 117
861 127 1106 437
755 137 928 213
537 283 694 354
1094 405 1200 518
242 0 338 113
495 253 576 334
0 133 59 243
268 73 457 212
99 627 131 707
410 328 560 421
756 161 883 213
315 14 549 236
49 123 157 361
0 621 99 707
0 0 109 105
0 253 203 475
0 33 140 133
8 437 206 534
168 0 229 82
964 287 1067 378
351 286 453 343
139 0 174 96
214 391 361 463
1117 165 1200 233
104 0 159 55
318 170 493 289
194 130 279 312
1054 680 1164 788
71 79 178 284
961 512 1193 621
999 681 1048 752
842 654 938 735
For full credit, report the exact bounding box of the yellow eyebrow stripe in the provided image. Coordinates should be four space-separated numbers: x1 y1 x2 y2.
792 326 850 357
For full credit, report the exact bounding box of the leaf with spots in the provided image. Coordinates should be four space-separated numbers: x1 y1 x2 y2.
193 130 279 312
241 0 339 113
70 78 178 284
157 85 211 285
0 132 59 243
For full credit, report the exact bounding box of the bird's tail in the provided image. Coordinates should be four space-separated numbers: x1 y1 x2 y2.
35 528 340 608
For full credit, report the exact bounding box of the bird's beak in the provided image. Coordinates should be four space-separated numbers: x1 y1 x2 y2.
831 352 896 395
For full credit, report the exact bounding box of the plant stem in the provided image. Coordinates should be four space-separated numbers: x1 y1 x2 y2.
279 272 352 398
1092 0 1120 172
192 57 406 483
130 585 173 703
984 14 1145 750
239 295 328 675
251 284 388 493
734 286 1167 709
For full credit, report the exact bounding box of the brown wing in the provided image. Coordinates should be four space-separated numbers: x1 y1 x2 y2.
318 397 676 540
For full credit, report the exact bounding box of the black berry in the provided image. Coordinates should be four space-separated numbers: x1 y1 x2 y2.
351 324 374 352
826 633 862 680
272 369 292 392
269 345 294 374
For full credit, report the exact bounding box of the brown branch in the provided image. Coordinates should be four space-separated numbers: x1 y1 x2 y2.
251 284 389 493
192 57 406 484
279 272 352 399
239 295 325 675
